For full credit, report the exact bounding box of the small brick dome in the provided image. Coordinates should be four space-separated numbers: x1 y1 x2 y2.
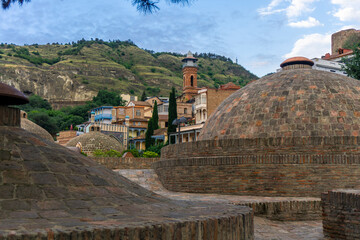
199 67 360 140
21 118 53 141
66 131 124 156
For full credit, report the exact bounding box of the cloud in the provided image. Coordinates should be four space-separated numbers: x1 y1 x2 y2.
258 0 285 16
284 33 331 59
258 0 317 19
288 17 323 28
331 0 360 22
286 0 317 18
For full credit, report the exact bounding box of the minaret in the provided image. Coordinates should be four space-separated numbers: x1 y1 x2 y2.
181 51 199 101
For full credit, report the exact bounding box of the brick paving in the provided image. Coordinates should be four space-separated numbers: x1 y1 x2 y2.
116 169 324 240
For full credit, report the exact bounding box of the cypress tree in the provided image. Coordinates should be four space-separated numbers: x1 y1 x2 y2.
141 90 147 101
145 118 154 149
152 101 159 130
167 87 177 143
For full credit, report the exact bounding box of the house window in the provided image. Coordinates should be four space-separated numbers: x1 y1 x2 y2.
191 76 194 87
136 110 141 116
184 108 187 114
138 122 141 126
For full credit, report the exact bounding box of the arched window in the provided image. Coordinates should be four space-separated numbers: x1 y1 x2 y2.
190 75 194 87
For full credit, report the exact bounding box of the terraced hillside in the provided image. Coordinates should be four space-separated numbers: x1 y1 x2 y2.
0 40 257 108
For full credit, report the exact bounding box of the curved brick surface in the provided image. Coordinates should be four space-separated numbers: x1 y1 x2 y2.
21 118 53 142
157 69 360 198
199 69 360 140
66 131 124 156
0 126 253 239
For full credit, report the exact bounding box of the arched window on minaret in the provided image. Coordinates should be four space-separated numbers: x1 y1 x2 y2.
191 75 194 87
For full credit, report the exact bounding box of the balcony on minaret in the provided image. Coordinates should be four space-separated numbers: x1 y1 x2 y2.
182 51 198 68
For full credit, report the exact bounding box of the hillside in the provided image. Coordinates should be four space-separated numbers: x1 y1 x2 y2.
0 39 258 108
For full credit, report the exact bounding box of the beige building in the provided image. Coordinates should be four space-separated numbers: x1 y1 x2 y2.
194 82 240 124
120 94 138 104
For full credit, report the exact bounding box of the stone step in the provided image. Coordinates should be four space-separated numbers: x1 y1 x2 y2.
116 169 322 221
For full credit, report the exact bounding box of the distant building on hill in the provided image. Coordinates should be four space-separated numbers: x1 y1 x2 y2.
120 94 138 104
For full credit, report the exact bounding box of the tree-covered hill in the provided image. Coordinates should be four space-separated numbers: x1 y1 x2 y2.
0 39 258 108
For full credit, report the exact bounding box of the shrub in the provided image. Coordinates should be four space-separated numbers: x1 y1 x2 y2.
142 151 159 158
93 149 122 157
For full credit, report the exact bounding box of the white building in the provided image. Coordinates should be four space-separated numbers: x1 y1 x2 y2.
311 58 347 76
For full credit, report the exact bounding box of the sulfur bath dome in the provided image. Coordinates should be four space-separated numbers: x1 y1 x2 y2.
199 58 360 140
66 131 124 156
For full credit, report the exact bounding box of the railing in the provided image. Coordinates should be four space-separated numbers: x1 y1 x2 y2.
94 114 112 121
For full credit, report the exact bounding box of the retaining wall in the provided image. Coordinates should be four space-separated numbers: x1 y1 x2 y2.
322 190 360 239
93 157 159 169
155 137 360 197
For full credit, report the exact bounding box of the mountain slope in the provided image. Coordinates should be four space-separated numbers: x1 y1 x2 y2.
0 40 258 108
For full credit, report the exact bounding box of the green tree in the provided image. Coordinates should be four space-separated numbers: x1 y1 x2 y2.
3 0 191 13
145 118 155 149
92 90 125 106
152 101 159 130
27 111 58 135
167 87 177 144
342 48 360 80
20 95 52 112
141 90 147 101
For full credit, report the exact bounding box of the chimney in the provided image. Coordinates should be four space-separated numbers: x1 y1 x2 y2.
0 83 29 126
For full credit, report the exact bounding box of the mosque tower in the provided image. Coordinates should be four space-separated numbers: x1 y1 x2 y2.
181 51 199 101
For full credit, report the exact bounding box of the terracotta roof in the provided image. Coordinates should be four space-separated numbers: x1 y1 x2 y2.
219 82 241 90
322 49 354 60
122 151 134 158
129 101 151 107
159 115 168 121
280 57 314 68
154 128 167 136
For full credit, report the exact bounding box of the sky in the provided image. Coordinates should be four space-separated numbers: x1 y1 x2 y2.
0 0 360 77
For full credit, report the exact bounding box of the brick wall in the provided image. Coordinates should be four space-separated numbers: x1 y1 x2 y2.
57 130 77 145
162 137 360 159
0 106 20 127
207 88 238 118
93 157 159 169
322 190 360 239
156 137 360 197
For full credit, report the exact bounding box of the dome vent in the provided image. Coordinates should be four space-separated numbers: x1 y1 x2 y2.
280 56 314 70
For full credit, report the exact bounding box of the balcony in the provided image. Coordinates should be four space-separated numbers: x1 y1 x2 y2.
182 63 198 68
95 114 112 121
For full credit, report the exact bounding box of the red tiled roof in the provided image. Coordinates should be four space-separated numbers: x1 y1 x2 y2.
219 82 241 90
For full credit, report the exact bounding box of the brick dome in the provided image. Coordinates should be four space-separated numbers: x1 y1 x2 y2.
199 68 360 140
66 131 124 156
21 118 54 141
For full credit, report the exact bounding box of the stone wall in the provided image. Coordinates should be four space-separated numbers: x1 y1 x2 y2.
322 190 360 239
332 29 360 54
93 157 159 169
